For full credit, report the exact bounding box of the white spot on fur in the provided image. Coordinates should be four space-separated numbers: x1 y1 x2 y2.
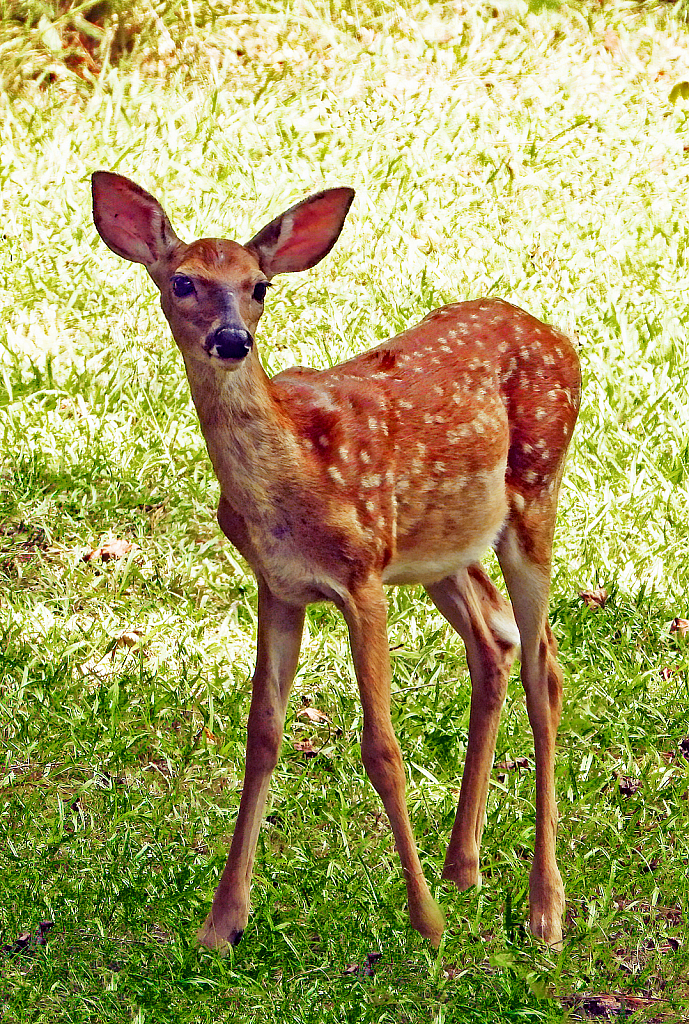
535 408 546 420
362 473 382 488
368 417 378 431
360 450 371 464
328 466 345 485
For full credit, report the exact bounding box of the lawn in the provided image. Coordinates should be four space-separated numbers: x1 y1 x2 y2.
2 1 689 1020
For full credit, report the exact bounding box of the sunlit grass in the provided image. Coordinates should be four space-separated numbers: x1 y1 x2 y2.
2 2 689 1021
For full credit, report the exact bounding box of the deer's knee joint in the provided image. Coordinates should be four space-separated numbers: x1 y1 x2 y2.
246 715 283 773
361 732 403 797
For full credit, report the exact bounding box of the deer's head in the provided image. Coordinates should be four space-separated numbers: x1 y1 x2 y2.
92 172 354 369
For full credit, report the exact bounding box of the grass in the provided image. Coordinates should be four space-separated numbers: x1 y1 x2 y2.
2 0 689 1020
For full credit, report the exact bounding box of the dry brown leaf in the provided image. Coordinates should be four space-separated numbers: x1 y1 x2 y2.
293 738 319 757
83 539 134 562
562 993 624 1018
495 756 531 775
670 617 689 635
298 707 330 724
117 630 142 648
618 776 642 797
580 587 608 610
203 726 219 744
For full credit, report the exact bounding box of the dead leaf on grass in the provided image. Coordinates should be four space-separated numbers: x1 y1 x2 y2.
83 539 134 562
618 775 642 797
342 951 382 977
293 738 319 757
1 921 53 958
580 587 608 610
495 757 531 781
560 993 624 1018
117 629 143 648
670 617 689 635
298 707 330 725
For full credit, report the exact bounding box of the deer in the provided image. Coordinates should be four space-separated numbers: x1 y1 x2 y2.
91 171 581 952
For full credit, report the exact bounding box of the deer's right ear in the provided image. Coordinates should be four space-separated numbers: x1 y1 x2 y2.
91 172 181 268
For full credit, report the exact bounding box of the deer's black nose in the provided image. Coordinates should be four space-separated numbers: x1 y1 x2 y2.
208 327 253 361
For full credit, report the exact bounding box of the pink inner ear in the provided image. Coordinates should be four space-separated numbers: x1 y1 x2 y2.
274 196 349 269
110 190 155 256
94 176 169 266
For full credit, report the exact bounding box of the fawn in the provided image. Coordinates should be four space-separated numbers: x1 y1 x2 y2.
92 172 581 951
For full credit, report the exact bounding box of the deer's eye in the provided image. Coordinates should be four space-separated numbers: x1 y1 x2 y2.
172 275 195 298
252 281 270 303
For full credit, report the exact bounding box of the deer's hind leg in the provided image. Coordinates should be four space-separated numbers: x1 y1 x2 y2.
496 509 565 948
426 565 519 891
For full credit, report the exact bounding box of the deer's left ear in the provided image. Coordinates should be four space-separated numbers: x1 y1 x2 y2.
246 187 355 278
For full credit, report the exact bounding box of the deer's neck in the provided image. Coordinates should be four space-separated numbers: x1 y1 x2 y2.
182 352 298 521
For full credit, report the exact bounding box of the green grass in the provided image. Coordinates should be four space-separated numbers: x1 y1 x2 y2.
3 1 689 1020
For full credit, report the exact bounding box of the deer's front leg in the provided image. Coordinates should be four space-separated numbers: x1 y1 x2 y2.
197 582 305 950
343 579 444 947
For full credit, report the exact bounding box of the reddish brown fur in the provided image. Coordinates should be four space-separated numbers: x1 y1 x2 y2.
91 172 580 955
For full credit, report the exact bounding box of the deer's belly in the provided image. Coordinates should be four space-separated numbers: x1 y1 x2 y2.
384 464 508 585
382 519 504 586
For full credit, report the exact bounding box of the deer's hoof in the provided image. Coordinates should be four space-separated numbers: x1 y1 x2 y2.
197 912 245 951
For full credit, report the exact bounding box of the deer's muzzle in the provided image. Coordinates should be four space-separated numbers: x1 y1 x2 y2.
207 327 253 361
